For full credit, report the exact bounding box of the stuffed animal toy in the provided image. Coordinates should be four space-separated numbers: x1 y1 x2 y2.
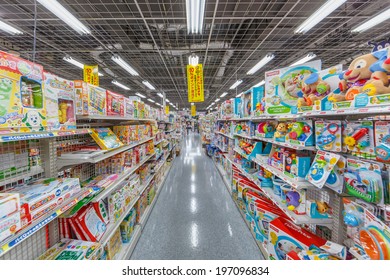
297 73 331 107
328 49 389 102
275 122 288 138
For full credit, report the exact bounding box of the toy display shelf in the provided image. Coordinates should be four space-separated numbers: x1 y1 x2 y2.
217 131 234 139
234 133 253 140
114 225 142 260
139 163 173 230
155 152 164 161
301 106 390 118
76 115 156 123
214 162 232 195
230 159 332 225
233 142 263 160
154 139 164 145
0 187 94 257
251 114 301 121
169 144 176 153
157 120 172 124
1 165 44 186
251 136 316 151
0 128 91 143
234 147 250 160
57 136 154 169
251 157 314 190
138 173 157 197
165 129 175 133
216 144 227 153
99 194 140 246
153 155 168 174
91 152 156 202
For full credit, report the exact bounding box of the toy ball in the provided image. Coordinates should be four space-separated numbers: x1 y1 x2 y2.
343 213 361 227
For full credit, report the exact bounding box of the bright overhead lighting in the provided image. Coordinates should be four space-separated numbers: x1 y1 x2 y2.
295 0 347 34
147 98 155 103
63 56 104 76
188 54 199 66
111 55 139 76
37 0 90 34
142 80 156 90
236 92 243 98
211 102 215 105
0 20 23 35
247 54 275 75
253 80 265 87
166 98 170 102
157 93 163 98
186 0 205 34
220 92 228 98
112 80 130 90
290 53 317 66
135 93 146 98
215 98 220 102
191 103 194 105
230 79 243 90
351 8 390 33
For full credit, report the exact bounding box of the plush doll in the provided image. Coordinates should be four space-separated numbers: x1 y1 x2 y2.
297 73 331 107
58 102 68 124
275 123 288 138
328 49 389 102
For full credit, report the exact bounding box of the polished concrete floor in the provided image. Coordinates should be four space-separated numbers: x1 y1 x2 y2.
131 132 263 260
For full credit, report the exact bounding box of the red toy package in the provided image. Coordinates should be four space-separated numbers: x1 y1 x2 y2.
106 90 124 117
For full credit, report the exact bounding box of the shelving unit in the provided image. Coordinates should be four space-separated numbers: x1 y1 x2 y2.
217 131 235 139
251 136 317 151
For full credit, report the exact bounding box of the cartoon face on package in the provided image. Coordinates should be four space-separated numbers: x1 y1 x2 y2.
0 51 46 132
264 60 321 115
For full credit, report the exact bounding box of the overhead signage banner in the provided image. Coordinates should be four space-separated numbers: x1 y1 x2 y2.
83 65 99 86
187 64 204 102
191 104 196 116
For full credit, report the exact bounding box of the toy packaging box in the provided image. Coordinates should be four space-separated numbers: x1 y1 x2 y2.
296 65 343 113
264 60 321 116
241 90 252 118
267 217 327 260
251 86 265 117
120 208 137 243
75 203 108 242
315 120 342 152
38 239 103 260
0 51 47 132
106 90 124 117
220 99 233 119
0 211 21 243
105 228 122 260
375 121 390 163
344 120 375 159
306 150 340 189
76 82 106 116
0 193 20 219
285 120 314 147
113 125 138 145
91 128 124 150
43 72 76 130
233 97 242 118
124 97 135 118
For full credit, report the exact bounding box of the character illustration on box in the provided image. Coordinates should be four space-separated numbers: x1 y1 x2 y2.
328 48 390 102
267 67 318 107
270 232 303 260
0 78 13 117
297 73 331 107
22 110 46 131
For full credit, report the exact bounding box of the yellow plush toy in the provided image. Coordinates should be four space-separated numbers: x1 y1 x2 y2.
58 102 68 124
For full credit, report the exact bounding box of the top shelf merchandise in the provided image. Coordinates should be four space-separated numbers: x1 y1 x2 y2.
209 47 390 260
0 50 176 260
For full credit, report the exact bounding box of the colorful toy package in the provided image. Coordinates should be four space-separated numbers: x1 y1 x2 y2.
267 217 328 260
120 208 137 243
233 97 242 118
0 210 21 243
43 72 76 130
315 120 342 152
296 65 343 112
38 239 103 260
105 228 122 260
241 90 252 118
285 120 314 147
91 128 124 150
106 90 124 117
124 97 135 118
264 60 321 116
220 99 233 119
113 125 138 145
344 121 375 159
306 151 340 189
75 81 106 116
74 203 108 242
251 86 265 117
375 121 390 163
344 158 384 204
0 51 46 132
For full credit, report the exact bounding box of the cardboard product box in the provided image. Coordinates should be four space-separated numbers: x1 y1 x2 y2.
75 82 106 116
75 204 107 242
120 208 137 243
0 193 20 219
124 97 135 118
74 80 88 115
105 228 122 260
90 128 124 150
0 51 46 132
106 90 124 117
0 211 21 243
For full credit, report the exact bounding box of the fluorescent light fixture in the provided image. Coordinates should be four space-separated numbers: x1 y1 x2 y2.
142 80 156 90
0 20 23 35
247 54 275 75
295 0 347 34
351 8 390 33
290 53 317 66
135 93 146 98
236 92 243 98
157 93 164 98
215 98 220 102
220 92 228 98
37 0 90 34
253 80 265 88
211 102 215 105
147 98 155 103
191 103 194 105
230 79 243 90
112 80 130 90
188 54 199 66
186 0 205 34
111 55 139 76
166 98 170 102
63 56 104 76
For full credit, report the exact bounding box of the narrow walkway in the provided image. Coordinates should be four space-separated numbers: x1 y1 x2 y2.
131 133 263 260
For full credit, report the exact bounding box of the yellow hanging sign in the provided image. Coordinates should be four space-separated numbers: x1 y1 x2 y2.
83 65 99 86
187 64 204 102
191 104 196 116
165 105 169 115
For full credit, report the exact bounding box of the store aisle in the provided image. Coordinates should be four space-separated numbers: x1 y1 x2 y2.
131 133 263 260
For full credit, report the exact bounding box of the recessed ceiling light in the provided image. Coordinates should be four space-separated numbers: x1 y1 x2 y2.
215 98 220 102
220 92 228 98
0 19 23 35
37 0 90 34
